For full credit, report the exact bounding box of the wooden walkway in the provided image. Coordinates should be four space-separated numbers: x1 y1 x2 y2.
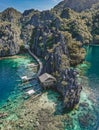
25 45 43 76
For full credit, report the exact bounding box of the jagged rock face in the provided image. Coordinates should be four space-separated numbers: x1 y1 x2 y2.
92 10 99 35
0 0 99 58
59 69 82 109
29 27 85 110
42 34 82 110
0 23 22 57
54 0 99 12
23 9 36 16
28 10 55 27
0 0 99 110
42 32 69 70
0 8 23 57
21 24 34 45
0 8 21 23
21 9 40 25
30 27 61 57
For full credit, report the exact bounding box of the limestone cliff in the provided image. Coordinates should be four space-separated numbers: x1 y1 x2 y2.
54 0 99 12
0 8 22 57
0 0 99 110
0 1 99 57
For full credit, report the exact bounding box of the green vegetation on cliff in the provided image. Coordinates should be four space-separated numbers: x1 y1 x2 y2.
0 0 99 113
0 1 99 58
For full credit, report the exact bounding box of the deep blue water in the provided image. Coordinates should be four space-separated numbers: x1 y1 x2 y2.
85 46 99 95
0 48 99 130
85 45 99 130
0 59 19 105
66 46 99 130
0 55 36 107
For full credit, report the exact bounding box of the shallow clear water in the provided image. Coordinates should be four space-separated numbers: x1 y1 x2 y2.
62 46 99 130
0 54 37 107
0 47 99 130
71 45 99 130
85 46 99 94
85 46 99 129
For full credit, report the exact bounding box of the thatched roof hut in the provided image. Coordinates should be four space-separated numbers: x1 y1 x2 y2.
39 73 56 89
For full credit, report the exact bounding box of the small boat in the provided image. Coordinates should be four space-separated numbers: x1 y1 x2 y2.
21 76 34 82
26 89 35 95
23 88 42 100
21 76 28 82
21 85 33 90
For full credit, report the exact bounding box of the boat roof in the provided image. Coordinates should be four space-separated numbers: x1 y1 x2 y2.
21 76 28 79
26 89 35 95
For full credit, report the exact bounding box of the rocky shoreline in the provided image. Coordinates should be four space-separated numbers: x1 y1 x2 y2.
1 0 99 111
0 81 98 130
27 42 83 110
0 0 99 129
0 55 98 130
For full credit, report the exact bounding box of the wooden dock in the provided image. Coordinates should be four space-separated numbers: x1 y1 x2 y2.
28 49 43 76
24 45 43 76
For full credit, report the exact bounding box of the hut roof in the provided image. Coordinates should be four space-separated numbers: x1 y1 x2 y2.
39 73 56 83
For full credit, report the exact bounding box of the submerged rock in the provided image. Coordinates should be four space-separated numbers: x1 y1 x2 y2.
78 111 97 128
0 112 8 118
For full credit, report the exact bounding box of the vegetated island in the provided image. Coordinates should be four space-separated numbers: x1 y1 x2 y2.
0 0 99 129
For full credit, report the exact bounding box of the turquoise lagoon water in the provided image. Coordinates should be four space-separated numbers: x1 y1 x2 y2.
85 46 99 127
0 47 99 130
85 46 99 93
70 45 99 130
0 54 37 108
